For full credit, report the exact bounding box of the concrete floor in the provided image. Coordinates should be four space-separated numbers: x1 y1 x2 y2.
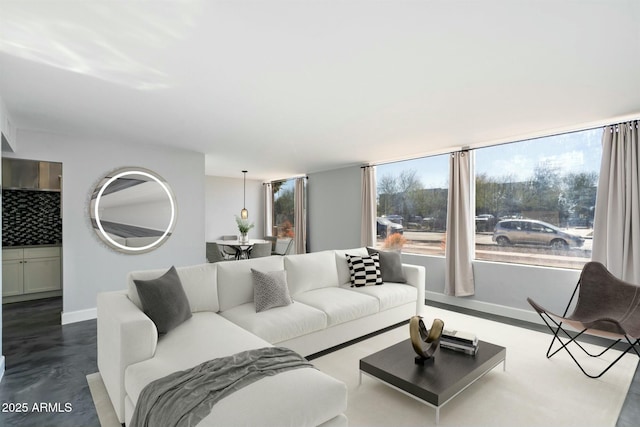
0 297 638 427
0 298 99 427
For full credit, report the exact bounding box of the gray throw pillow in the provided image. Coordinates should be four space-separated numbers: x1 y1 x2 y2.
251 269 293 313
134 266 192 335
367 247 407 283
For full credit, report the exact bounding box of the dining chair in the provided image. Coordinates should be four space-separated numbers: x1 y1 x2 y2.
274 238 294 255
248 242 272 258
221 235 239 259
263 236 278 254
205 242 227 263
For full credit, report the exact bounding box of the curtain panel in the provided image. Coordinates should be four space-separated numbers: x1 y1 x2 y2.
445 151 475 296
263 183 273 237
592 120 640 283
294 177 307 254
360 166 377 247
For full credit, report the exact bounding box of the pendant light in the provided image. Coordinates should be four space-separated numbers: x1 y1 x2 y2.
240 170 249 219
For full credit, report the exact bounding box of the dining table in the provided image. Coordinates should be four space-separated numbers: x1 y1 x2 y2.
213 239 268 260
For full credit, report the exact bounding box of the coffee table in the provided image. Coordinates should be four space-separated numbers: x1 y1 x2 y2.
359 339 506 424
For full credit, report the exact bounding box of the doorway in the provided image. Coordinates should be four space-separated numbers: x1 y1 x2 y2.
1 157 63 324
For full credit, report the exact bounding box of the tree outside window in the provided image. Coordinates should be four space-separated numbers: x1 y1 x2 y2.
474 128 602 269
273 179 295 238
375 155 449 255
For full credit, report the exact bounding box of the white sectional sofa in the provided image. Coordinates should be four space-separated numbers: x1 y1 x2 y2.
97 247 425 426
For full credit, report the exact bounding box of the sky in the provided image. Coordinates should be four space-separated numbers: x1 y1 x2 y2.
376 127 604 189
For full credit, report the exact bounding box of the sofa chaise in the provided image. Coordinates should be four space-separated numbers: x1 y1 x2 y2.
97 247 425 426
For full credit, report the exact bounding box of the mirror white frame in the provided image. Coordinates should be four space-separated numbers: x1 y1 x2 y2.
90 167 177 254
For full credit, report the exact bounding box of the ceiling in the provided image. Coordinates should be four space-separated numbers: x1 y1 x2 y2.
1 1 639 181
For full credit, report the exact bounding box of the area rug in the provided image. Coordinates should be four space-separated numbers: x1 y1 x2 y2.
87 306 638 427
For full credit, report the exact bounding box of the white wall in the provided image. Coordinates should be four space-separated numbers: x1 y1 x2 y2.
401 254 581 323
3 129 205 323
0 96 16 151
205 176 264 242
308 166 362 252
0 94 10 381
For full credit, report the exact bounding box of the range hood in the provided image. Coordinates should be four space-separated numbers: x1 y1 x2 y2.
2 158 62 191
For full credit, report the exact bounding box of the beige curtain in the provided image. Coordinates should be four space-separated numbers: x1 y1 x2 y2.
361 166 377 247
592 120 640 283
294 177 307 254
445 150 475 296
263 183 273 237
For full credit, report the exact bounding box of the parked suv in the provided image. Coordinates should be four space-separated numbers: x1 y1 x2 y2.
377 217 404 238
492 219 584 249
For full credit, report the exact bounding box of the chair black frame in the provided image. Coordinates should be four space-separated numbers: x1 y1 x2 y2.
528 261 640 379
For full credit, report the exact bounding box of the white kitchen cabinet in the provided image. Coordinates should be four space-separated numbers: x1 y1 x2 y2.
2 247 61 297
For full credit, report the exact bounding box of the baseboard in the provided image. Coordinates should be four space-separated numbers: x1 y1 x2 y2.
425 291 543 325
0 355 5 383
61 307 97 325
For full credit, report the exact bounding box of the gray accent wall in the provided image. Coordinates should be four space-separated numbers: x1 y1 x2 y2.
2 129 205 323
308 166 362 252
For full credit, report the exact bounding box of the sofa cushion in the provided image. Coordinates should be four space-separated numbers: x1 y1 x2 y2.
346 253 382 287
284 251 340 295
203 367 347 427
367 247 407 283
251 269 293 312
341 282 417 311
217 257 285 312
125 312 346 427
220 301 327 344
334 247 369 286
126 313 271 396
128 263 218 313
293 288 379 327
133 266 192 334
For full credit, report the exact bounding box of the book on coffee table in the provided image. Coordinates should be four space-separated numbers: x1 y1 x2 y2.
440 340 480 356
441 329 479 356
442 329 478 345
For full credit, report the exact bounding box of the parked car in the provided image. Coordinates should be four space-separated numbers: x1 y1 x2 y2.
377 217 404 238
475 214 496 232
385 215 404 225
492 219 584 249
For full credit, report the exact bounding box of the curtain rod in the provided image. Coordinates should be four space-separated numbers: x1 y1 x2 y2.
263 175 308 185
362 114 640 169
608 120 639 132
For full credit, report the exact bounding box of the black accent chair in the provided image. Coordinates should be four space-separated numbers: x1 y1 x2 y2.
527 261 640 378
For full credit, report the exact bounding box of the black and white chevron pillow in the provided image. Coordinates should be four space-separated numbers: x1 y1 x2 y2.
346 254 382 287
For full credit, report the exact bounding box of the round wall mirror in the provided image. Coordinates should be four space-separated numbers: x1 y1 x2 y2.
90 167 177 253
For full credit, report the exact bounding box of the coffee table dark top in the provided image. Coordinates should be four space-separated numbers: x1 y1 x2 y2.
360 338 506 406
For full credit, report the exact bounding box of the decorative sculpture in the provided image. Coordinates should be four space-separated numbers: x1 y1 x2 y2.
410 315 444 364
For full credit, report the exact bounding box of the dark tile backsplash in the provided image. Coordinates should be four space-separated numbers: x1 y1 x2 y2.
2 190 62 246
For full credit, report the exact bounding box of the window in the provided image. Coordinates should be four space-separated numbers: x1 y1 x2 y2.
474 128 603 269
272 179 295 238
375 155 449 255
